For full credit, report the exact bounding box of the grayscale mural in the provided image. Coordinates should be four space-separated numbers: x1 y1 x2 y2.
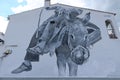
11 6 101 76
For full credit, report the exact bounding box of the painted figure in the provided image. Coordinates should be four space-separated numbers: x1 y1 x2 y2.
11 6 101 76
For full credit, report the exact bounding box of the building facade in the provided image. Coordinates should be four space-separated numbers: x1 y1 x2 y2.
0 3 120 77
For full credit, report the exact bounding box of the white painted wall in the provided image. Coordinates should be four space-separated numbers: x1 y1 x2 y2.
0 4 120 77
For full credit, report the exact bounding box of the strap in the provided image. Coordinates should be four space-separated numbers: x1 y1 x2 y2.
22 62 31 70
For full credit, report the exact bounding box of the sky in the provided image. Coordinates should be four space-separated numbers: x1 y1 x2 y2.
0 0 120 33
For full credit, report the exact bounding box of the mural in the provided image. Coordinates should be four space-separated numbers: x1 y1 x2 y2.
11 6 101 76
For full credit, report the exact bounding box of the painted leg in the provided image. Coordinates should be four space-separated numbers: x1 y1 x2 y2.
57 57 66 76
67 58 78 76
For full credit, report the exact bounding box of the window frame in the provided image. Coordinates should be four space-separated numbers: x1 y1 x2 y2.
105 20 118 39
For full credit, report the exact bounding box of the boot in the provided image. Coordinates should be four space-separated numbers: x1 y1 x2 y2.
11 62 32 74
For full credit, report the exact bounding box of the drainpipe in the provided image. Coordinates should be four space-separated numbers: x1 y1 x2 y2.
44 0 51 7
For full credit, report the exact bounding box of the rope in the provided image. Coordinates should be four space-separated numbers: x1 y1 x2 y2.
36 7 44 38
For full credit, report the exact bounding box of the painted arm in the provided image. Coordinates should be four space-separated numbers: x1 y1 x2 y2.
86 23 101 46
81 12 101 47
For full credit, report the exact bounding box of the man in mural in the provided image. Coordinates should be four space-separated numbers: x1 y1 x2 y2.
11 6 71 74
11 6 101 76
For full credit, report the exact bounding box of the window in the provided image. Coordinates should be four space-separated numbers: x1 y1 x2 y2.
105 20 117 39
0 38 4 44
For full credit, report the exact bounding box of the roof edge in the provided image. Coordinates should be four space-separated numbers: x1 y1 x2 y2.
54 3 116 16
7 3 116 20
7 7 44 20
